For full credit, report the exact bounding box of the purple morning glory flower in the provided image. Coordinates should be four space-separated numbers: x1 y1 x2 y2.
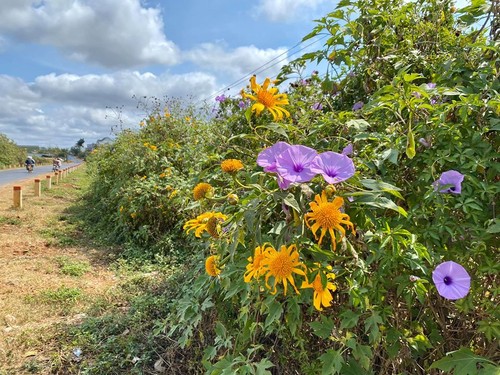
312 102 323 111
427 83 437 89
238 99 250 109
310 151 355 184
352 101 364 111
418 138 431 148
215 94 227 102
342 144 353 156
257 141 290 173
275 145 317 184
434 170 464 194
432 261 471 300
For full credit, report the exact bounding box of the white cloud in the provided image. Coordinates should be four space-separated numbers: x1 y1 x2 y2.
0 70 219 147
184 43 289 80
255 0 329 22
0 0 180 68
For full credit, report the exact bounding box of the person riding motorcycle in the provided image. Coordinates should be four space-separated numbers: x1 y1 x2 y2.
25 156 36 172
52 157 62 171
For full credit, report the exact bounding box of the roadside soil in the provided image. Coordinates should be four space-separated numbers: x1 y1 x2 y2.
0 167 118 374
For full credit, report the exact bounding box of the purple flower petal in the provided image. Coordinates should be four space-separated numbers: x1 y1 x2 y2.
257 141 291 173
432 261 471 300
352 101 364 111
312 102 323 110
427 82 437 89
433 170 464 194
310 151 355 184
342 144 353 156
275 145 317 184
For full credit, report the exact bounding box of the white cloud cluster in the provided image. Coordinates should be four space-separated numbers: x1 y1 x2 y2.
0 71 219 147
0 0 180 68
255 0 329 22
184 43 288 80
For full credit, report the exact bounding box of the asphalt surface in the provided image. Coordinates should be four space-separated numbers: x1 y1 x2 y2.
0 163 80 188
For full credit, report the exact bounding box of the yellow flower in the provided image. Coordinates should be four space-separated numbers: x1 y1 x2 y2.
119 206 124 213
304 191 355 251
261 244 306 295
183 212 228 238
301 266 337 311
130 212 137 219
193 182 213 200
149 145 157 151
221 159 244 174
244 244 271 283
159 173 166 178
242 75 290 121
139 121 145 127
205 255 221 277
185 116 191 122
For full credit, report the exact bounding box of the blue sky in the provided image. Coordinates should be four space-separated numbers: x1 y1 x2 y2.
0 0 333 148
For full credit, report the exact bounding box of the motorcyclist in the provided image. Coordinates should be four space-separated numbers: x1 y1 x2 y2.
25 156 36 172
52 157 62 171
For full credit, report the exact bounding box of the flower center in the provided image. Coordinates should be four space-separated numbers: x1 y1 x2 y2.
316 203 342 228
269 252 293 278
312 275 324 293
293 163 304 173
443 276 453 285
257 90 276 108
326 168 338 178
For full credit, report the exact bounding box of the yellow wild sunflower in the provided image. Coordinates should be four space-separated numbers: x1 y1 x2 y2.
244 244 271 283
261 244 306 295
183 212 228 238
221 159 244 174
193 182 213 200
304 191 355 251
242 76 290 121
301 266 337 311
205 255 221 277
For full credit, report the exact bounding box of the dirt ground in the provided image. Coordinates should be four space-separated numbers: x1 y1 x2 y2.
0 167 118 373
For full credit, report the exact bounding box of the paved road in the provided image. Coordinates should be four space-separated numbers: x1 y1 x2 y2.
0 163 80 187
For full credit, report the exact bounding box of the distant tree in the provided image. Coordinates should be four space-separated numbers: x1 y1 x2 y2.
70 138 87 159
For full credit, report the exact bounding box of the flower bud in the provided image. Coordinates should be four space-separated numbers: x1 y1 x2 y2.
227 193 239 205
325 184 336 197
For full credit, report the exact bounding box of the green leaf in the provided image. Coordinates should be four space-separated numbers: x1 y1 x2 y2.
486 219 500 234
359 179 404 199
364 311 383 344
406 128 416 159
346 119 370 131
340 310 361 330
254 358 274 375
429 348 497 375
264 300 283 328
283 194 301 213
244 107 252 123
215 322 227 339
256 123 289 139
320 349 344 375
309 315 335 339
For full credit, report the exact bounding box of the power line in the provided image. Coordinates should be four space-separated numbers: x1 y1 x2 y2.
198 34 329 104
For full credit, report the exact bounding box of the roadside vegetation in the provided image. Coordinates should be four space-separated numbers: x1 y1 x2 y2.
2 1 498 374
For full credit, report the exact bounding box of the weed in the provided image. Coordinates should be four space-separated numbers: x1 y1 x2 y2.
0 215 22 225
35 286 83 305
56 256 91 277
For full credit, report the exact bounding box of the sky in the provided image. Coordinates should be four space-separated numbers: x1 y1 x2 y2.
0 0 334 148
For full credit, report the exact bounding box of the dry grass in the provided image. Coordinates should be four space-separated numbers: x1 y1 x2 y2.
0 166 118 374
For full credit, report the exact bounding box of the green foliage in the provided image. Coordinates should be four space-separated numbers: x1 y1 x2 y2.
0 133 25 166
79 1 499 374
56 256 91 277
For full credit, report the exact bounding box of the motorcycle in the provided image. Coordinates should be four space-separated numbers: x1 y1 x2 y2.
26 164 34 173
